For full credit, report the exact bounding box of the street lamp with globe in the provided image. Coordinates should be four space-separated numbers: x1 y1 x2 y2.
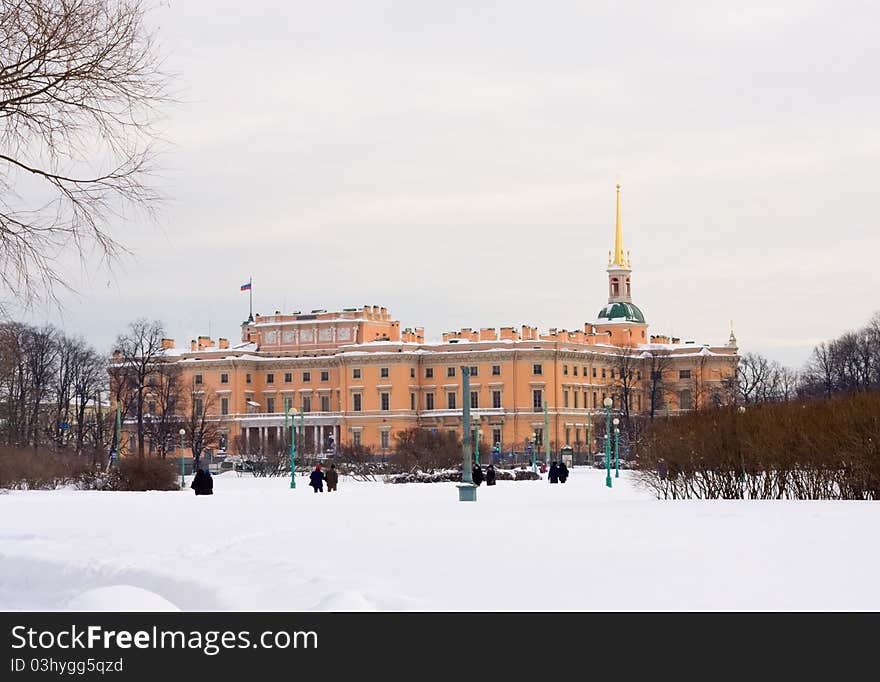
603 397 613 488
178 428 186 489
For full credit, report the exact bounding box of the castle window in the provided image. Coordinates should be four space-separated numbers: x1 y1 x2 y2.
426 393 435 410
380 367 389 379
447 392 457 409
533 364 543 376
679 370 691 379
492 390 502 409
447 367 456 378
220 373 229 384
284 372 292 383
321 371 329 382
492 365 501 376
266 373 274 384
679 389 693 410
352 368 361 379
425 368 434 379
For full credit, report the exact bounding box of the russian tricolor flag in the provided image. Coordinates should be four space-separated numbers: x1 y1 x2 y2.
240 281 252 291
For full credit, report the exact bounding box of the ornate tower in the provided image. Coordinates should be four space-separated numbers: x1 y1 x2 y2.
607 183 632 303
594 184 648 344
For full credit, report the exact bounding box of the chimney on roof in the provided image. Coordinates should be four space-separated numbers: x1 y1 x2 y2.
161 338 174 350
190 339 197 352
219 338 229 350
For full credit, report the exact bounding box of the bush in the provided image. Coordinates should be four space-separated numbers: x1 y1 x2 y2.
109 457 180 491
0 446 92 490
385 467 540 483
634 392 880 500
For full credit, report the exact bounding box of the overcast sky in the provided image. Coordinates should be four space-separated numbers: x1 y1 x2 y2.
19 0 880 367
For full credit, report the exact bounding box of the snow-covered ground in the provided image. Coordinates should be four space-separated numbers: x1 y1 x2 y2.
1 469 878 611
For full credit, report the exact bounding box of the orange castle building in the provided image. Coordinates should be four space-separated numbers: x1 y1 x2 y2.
121 186 737 457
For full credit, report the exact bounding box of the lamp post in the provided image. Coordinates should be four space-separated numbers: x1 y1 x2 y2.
457 366 476 501
178 428 186 489
287 408 297 489
543 400 550 467
613 417 620 478
531 431 538 474
603 397 613 488
737 405 746 491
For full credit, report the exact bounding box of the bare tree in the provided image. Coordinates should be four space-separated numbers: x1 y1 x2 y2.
113 318 165 456
610 346 639 422
184 380 219 468
646 348 673 419
0 0 172 307
143 361 182 457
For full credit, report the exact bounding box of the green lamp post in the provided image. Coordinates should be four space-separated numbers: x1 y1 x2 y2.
531 431 538 474
458 366 476 501
613 417 620 478
603 397 613 488
178 428 186 489
286 408 297 489
300 409 305 473
544 401 550 467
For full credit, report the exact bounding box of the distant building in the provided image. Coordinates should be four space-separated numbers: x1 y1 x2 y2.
118 185 737 456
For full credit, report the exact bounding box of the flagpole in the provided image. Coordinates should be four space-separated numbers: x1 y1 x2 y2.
249 276 253 320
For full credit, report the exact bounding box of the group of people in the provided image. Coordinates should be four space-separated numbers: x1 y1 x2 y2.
547 461 570 484
309 463 339 493
470 463 497 486
191 468 214 495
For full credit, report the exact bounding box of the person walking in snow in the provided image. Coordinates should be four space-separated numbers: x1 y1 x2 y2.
548 461 559 484
485 463 497 486
203 468 214 494
558 461 569 484
471 463 484 486
325 463 339 492
191 468 209 495
309 464 325 493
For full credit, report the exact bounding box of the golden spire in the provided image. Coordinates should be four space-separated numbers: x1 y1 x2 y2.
613 183 626 267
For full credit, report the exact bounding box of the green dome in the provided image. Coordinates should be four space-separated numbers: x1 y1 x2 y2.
596 302 646 324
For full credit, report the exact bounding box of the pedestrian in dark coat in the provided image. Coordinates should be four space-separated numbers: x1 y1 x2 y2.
325 463 339 492
203 469 214 494
558 462 569 484
309 464 325 493
485 464 497 486
548 461 559 484
472 464 484 486
191 469 206 495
